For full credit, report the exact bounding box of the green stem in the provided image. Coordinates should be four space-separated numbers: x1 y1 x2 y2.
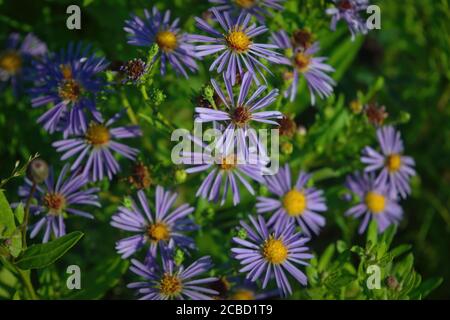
140 84 176 131
17 269 38 300
121 90 139 125
21 182 36 249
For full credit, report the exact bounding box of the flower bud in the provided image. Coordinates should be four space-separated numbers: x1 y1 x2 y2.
175 169 187 184
26 158 49 184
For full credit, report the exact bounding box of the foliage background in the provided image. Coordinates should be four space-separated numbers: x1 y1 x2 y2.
0 0 449 299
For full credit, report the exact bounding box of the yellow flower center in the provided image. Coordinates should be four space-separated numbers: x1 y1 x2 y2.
43 193 66 215
365 191 386 214
147 222 170 242
85 124 110 147
58 79 82 102
294 52 311 72
262 237 288 264
0 51 22 74
283 189 307 216
231 289 255 300
156 30 178 52
234 0 256 9
386 154 402 172
220 154 237 170
226 30 251 53
159 273 182 297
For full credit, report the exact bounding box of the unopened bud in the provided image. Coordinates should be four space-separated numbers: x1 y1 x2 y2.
175 169 187 184
281 141 293 155
27 158 49 184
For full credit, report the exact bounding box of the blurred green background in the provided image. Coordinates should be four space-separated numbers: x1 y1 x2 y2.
0 0 449 299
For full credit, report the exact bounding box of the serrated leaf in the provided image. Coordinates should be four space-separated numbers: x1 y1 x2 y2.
15 231 84 270
0 190 15 238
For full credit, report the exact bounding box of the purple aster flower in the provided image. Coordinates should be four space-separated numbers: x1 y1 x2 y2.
196 72 281 157
110 187 196 260
52 112 142 182
361 126 416 199
345 171 403 234
256 164 327 237
30 43 108 136
128 256 218 300
231 215 312 297
124 6 198 78
326 0 369 40
180 134 265 206
270 30 335 104
190 8 282 85
16 164 100 243
0 32 47 93
209 0 285 22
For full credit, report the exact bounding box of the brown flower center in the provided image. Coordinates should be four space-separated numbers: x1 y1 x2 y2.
292 30 313 49
232 106 251 126
339 0 353 10
278 116 297 137
43 193 66 215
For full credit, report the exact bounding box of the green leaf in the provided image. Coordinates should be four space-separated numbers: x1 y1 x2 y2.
66 256 129 299
318 244 335 272
380 224 396 249
390 244 412 259
0 190 16 238
15 231 84 270
412 277 443 299
14 203 24 224
6 229 22 258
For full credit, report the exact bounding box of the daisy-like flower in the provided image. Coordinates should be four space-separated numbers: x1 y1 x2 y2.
128 256 218 300
256 164 327 237
190 8 282 85
0 32 47 93
30 42 108 136
345 171 403 234
209 0 285 22
124 6 198 78
110 187 196 260
16 164 100 243
52 112 142 182
196 72 281 157
325 0 369 40
361 126 416 199
270 30 335 104
181 135 265 205
231 215 312 297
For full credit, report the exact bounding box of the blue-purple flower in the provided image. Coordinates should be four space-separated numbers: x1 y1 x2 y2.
128 256 218 300
111 187 196 260
256 164 327 237
0 33 47 93
345 171 403 234
209 0 285 21
124 6 198 78
190 8 282 85
232 215 312 297
361 126 416 199
270 30 335 104
30 43 108 136
196 72 281 156
326 0 369 40
181 135 265 205
52 112 142 182
16 164 100 243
